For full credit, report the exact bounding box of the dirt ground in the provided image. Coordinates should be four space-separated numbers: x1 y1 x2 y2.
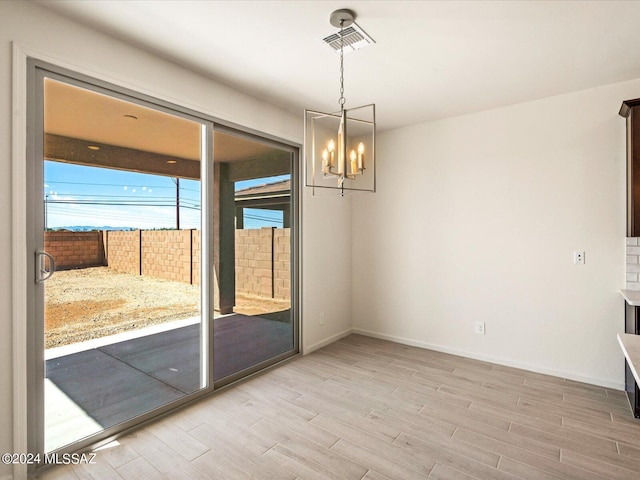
45 266 290 349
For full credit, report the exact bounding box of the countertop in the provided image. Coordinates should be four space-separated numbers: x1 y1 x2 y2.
618 333 640 385
620 289 640 306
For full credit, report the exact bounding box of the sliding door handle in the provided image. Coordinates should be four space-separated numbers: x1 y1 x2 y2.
35 250 55 284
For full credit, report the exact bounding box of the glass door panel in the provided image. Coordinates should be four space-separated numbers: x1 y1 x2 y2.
42 77 206 452
212 130 296 382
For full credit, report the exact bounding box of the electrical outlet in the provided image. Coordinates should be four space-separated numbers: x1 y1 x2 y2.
474 321 485 335
574 251 585 265
319 313 326 326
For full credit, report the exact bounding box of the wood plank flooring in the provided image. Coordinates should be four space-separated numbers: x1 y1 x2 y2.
37 334 640 479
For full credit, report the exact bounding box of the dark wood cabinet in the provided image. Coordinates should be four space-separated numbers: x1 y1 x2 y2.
620 99 640 237
625 303 640 417
626 302 640 334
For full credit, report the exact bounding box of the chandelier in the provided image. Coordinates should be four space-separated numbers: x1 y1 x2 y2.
305 9 376 195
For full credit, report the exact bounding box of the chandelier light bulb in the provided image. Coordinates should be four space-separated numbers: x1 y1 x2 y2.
350 149 357 175
357 142 365 169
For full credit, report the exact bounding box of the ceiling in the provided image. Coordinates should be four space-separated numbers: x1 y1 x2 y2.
45 78 202 161
37 1 640 132
44 78 281 176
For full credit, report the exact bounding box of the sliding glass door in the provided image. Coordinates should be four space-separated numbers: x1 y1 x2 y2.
26 60 298 473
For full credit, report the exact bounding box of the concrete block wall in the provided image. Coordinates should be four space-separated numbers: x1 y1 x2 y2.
141 230 192 284
236 228 273 298
192 229 201 285
273 228 291 300
105 230 140 275
44 231 105 270
46 228 289 298
235 227 291 299
105 230 199 284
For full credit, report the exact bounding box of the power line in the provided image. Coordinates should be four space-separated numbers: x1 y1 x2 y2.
47 200 200 208
46 193 193 199
244 214 283 225
46 180 201 193
44 194 201 209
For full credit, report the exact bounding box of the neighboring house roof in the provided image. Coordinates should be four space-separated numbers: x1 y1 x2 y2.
235 179 290 200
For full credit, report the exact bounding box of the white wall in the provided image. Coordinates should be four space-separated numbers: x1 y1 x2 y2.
302 189 353 352
352 80 635 389
0 2 352 478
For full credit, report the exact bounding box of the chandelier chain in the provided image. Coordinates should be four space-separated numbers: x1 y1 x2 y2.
338 20 345 109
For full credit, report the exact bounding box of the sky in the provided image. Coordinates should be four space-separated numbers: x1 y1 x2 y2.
45 161 288 230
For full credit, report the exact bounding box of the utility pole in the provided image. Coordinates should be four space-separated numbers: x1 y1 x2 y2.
175 177 180 230
171 177 182 229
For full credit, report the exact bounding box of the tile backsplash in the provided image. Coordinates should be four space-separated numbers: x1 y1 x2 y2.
627 237 640 289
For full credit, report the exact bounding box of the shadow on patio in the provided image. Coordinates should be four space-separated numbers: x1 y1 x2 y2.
45 312 293 451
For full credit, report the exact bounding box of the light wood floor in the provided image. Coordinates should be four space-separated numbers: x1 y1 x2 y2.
38 334 640 480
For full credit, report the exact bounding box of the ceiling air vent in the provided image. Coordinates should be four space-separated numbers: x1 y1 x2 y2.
322 23 375 54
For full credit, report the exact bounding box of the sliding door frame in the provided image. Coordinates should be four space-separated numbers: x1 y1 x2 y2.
16 53 300 477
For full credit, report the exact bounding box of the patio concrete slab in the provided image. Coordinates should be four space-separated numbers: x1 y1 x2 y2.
213 314 292 379
46 349 186 429
45 312 294 452
100 323 200 394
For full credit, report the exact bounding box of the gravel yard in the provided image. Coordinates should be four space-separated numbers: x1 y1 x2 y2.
44 266 290 349
45 267 201 348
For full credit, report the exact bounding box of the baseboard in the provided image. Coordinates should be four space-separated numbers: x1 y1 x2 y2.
352 328 624 391
304 328 353 355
